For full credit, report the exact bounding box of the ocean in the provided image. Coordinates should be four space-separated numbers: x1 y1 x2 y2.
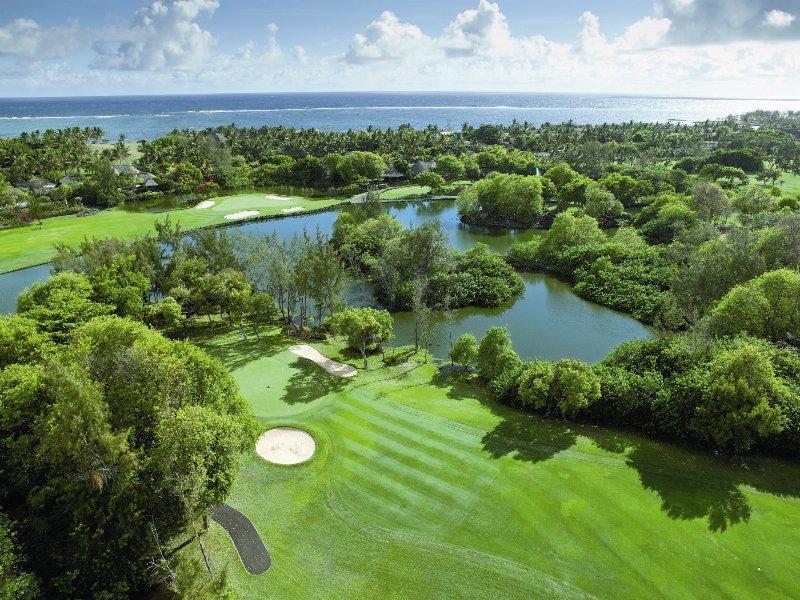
1 92 799 141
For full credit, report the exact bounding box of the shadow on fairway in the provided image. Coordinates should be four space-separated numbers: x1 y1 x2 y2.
281 356 349 404
455 370 800 533
481 414 579 465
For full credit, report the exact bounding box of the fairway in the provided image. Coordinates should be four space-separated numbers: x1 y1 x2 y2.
195 325 800 600
748 172 800 196
0 192 345 274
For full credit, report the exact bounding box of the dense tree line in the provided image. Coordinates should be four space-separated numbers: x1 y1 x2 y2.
450 327 800 454
1 262 258 597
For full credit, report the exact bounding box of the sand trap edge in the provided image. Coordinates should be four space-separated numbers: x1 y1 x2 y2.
256 426 316 465
289 344 357 377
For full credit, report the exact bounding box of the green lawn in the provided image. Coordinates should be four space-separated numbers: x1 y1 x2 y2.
0 192 345 273
193 324 800 600
748 172 800 196
379 185 430 200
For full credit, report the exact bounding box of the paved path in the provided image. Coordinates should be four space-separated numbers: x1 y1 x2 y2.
210 504 271 575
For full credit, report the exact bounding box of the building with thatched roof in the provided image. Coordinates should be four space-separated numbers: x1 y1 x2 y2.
410 160 436 177
114 164 140 177
384 164 404 180
137 178 159 192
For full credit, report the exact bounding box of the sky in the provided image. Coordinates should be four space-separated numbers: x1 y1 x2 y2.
0 0 798 97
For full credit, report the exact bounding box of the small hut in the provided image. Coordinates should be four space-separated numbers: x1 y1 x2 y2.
410 160 436 177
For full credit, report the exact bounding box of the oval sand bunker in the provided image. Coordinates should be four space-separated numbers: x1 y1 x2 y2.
256 427 316 465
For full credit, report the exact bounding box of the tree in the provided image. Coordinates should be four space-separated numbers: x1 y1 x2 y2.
16 272 115 343
691 342 786 451
336 152 386 184
173 162 204 194
0 315 55 368
457 174 544 225
0 513 39 600
691 180 731 223
583 186 624 225
326 307 394 370
549 359 601 420
598 173 653 207
517 360 555 410
414 171 446 193
477 326 520 382
449 333 478 370
433 154 465 181
144 297 186 332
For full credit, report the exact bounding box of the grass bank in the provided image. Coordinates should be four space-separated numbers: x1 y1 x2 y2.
193 323 800 600
0 192 344 274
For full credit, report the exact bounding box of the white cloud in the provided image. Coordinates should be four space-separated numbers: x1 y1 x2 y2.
0 18 81 60
616 17 672 51
92 0 219 70
656 0 800 43
345 11 429 64
764 9 796 27
2 0 800 99
440 0 517 57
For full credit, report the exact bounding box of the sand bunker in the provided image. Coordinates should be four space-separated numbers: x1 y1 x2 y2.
290 344 357 377
195 200 216 209
282 206 305 213
266 194 292 200
224 210 260 220
256 427 316 465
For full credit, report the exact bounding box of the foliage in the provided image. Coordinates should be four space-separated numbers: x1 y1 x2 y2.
449 333 479 369
705 269 800 341
326 307 394 369
691 342 786 451
0 317 256 598
457 174 544 226
476 326 520 382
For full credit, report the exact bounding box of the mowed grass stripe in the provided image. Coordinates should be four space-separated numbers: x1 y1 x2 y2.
329 403 487 478
332 448 457 525
341 391 490 458
328 414 489 510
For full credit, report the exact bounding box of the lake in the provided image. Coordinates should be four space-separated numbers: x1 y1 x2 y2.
0 200 654 362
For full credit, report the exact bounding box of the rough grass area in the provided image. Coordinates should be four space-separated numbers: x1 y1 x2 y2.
193 323 800 600
0 193 344 273
379 185 430 200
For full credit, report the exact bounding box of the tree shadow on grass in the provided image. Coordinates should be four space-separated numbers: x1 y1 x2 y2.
481 412 579 465
624 442 753 532
478 395 800 532
578 425 800 533
281 357 350 404
184 322 296 372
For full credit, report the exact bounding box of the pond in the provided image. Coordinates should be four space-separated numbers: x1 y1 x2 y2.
0 200 655 361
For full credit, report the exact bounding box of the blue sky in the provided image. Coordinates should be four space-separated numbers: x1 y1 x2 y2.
0 0 798 97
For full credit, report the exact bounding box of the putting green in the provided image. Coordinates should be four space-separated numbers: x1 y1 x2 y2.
0 192 345 274
196 324 800 600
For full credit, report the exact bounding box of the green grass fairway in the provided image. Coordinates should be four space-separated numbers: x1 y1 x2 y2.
748 172 800 196
0 193 344 273
379 185 430 200
194 324 800 600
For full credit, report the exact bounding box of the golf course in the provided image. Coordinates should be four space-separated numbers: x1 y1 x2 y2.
191 323 800 600
0 192 344 274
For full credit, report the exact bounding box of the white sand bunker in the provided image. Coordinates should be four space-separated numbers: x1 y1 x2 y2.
266 194 292 200
224 210 260 220
194 200 216 209
282 206 305 213
256 427 316 465
290 344 357 377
